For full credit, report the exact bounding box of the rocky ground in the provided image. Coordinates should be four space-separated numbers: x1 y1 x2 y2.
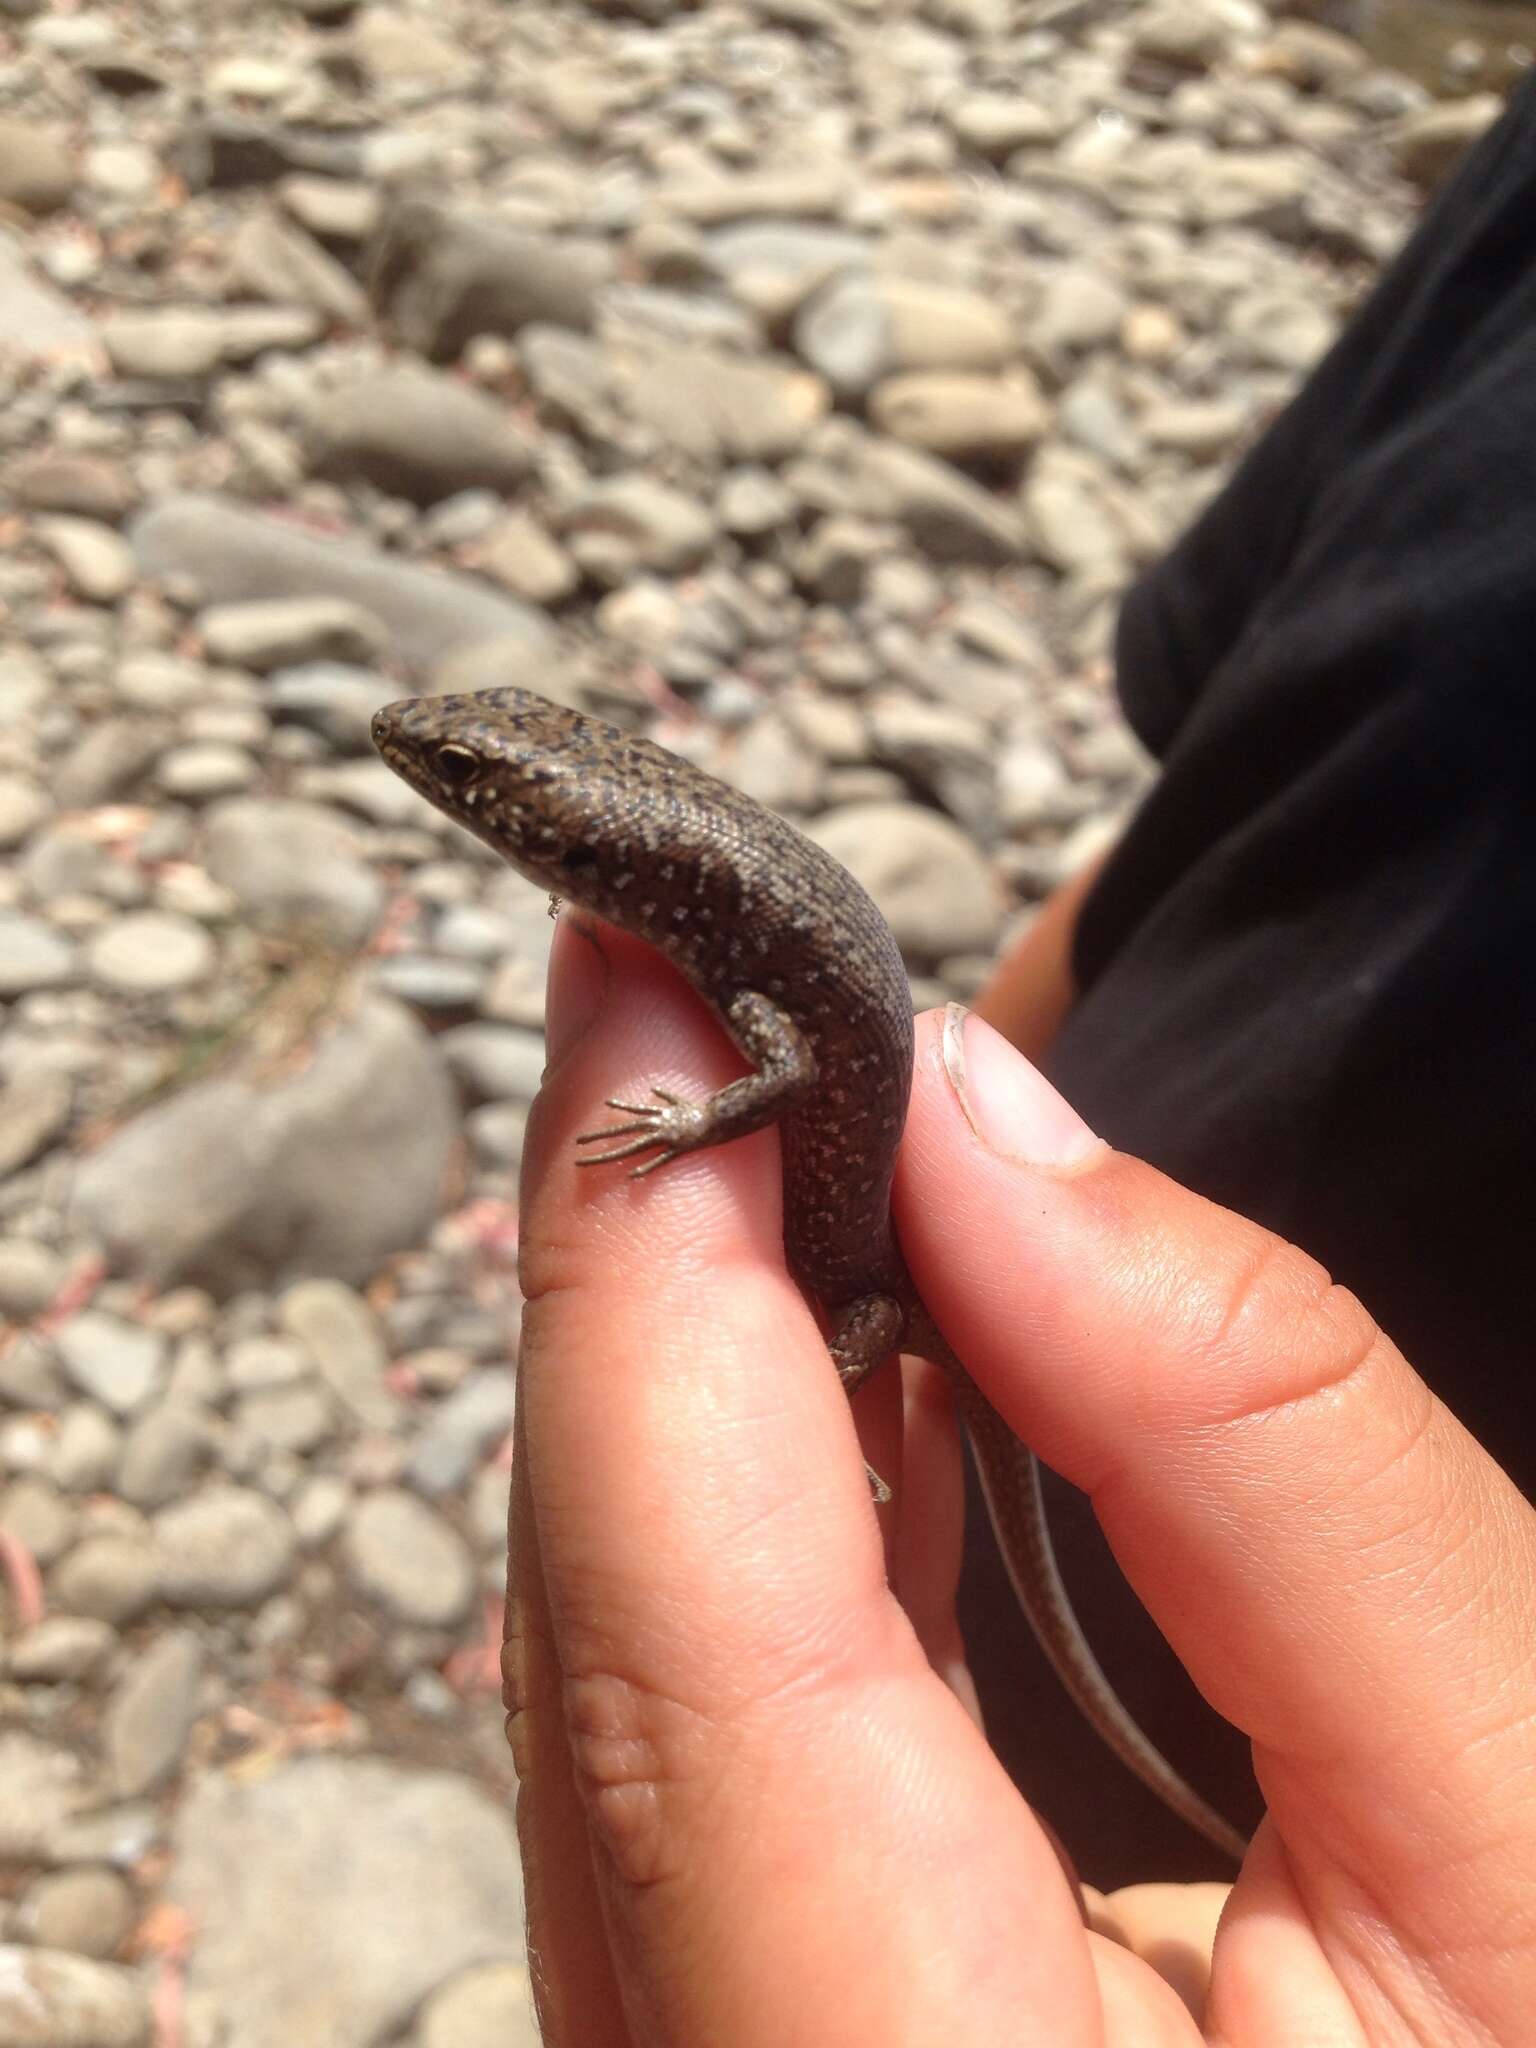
0 0 1512 2040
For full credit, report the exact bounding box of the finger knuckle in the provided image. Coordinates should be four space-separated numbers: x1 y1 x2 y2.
562 1665 718 1894
1203 1225 1389 1419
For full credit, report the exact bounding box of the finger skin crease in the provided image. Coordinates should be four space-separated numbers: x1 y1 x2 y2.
1284 1788 1532 2046
564 1668 697 1891
1187 1312 1412 1456
1182 1227 1392 1430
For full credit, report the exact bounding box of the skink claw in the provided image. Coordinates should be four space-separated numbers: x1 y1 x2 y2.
574 1088 705 1174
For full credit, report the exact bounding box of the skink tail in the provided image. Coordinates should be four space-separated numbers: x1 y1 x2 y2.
922 1323 1249 1863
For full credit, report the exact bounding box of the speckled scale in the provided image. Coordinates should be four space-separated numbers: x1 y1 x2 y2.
372 687 913 1313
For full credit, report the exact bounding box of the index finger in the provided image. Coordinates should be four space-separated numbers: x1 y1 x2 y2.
509 921 1095 2048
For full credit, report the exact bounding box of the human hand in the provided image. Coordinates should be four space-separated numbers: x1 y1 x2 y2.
504 920 1536 2046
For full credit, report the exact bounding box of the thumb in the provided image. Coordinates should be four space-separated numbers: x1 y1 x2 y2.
897 1009 1536 2034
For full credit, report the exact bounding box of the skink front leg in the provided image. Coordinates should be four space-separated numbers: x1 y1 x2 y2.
575 990 816 1174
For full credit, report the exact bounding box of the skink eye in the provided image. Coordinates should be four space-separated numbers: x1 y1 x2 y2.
434 743 477 786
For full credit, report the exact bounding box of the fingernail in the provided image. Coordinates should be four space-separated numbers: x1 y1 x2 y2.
542 912 609 1065
941 1004 1103 1170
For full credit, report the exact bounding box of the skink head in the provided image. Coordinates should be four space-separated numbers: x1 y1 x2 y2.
371 686 700 903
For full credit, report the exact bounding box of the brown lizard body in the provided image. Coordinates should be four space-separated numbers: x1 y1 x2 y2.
373 685 1247 1862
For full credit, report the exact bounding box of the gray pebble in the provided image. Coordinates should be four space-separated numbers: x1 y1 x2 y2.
233 1383 335 1456
405 1371 517 1498
153 1485 297 1608
116 1404 211 1509
84 912 215 995
0 1734 86 1863
265 663 398 753
11 1866 135 1959
51 1535 158 1625
372 955 488 1012
464 1102 529 1173
202 795 382 947
341 1488 475 1628
0 1944 150 2044
50 1405 123 1494
2 1477 79 1563
113 651 207 713
0 913 76 998
415 1961 538 2048
280 1280 399 1432
468 1462 511 1557
307 364 536 507
51 1312 166 1417
154 742 259 801
198 596 386 674
809 800 1003 960
0 1071 71 1178
0 774 52 851
225 1337 309 1393
34 518 136 604
103 1626 204 1798
439 1024 546 1105
291 1472 350 1549
7 1616 116 1685
0 1336 67 1411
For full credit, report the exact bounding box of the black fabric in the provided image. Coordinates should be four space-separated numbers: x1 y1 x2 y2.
962 75 1536 1882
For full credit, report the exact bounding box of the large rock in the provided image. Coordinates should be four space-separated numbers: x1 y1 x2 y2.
130 496 554 674
368 196 614 360
168 1758 523 2048
70 992 457 1295
305 364 535 504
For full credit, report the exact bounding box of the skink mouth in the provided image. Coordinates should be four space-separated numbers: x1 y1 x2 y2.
370 699 435 799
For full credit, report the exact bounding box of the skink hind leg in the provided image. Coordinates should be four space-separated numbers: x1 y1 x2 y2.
828 1293 905 1505
828 1294 904 1396
574 990 817 1176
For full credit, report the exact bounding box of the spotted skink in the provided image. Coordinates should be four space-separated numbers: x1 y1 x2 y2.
372 685 1247 1862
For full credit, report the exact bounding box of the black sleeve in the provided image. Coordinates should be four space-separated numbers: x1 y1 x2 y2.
1113 68 1536 759
1059 67 1536 1461
961 77 1536 1884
